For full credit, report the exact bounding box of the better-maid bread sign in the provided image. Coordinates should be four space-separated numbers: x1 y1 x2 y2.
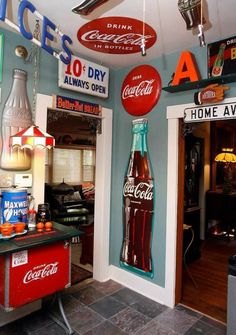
52 95 101 115
58 55 109 98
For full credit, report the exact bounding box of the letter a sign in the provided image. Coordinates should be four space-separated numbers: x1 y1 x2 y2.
172 51 201 86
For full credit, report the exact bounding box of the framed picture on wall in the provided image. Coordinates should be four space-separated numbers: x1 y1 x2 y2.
207 36 236 78
0 33 4 82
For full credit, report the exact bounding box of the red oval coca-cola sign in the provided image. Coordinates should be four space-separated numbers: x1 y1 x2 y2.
77 17 157 54
121 65 162 116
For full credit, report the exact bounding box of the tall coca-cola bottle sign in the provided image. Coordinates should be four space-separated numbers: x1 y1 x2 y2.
120 118 154 278
0 69 33 170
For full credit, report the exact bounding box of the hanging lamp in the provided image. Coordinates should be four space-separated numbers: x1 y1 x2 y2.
10 125 55 150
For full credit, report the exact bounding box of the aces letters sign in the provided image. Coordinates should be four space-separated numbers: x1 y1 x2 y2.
77 17 157 54
58 55 109 98
121 65 162 116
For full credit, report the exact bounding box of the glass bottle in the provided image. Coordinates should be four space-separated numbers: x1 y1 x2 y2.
0 69 32 170
36 203 51 223
72 0 109 15
178 0 205 30
211 43 226 77
28 209 37 230
120 118 154 278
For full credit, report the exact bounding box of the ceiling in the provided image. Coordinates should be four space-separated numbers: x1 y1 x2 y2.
1 0 236 69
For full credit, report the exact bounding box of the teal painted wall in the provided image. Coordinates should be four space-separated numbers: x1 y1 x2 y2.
110 45 236 287
0 28 114 179
0 28 114 123
2 27 236 288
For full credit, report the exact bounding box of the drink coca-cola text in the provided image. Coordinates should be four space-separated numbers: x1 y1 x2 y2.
122 80 155 100
121 65 161 116
23 262 58 284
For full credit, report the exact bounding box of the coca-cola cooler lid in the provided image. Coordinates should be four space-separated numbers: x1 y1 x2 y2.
121 65 162 116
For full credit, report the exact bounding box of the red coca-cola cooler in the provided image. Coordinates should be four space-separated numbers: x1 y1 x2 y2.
0 241 70 310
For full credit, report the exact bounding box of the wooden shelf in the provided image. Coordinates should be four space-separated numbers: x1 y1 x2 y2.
162 73 236 93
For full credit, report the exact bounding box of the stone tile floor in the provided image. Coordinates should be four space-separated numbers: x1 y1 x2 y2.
0 279 227 335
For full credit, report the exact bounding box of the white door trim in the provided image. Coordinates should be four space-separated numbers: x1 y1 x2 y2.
166 97 236 306
32 94 112 282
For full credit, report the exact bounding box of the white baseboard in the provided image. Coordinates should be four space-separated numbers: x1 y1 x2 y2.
109 265 174 308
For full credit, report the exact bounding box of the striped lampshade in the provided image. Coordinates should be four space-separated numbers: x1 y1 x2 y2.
10 125 55 149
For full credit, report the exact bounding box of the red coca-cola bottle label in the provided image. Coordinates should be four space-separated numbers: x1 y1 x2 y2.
123 178 154 211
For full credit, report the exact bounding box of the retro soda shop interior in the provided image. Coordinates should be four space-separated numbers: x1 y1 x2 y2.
0 0 235 331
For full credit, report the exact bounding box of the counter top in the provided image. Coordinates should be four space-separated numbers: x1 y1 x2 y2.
0 222 83 255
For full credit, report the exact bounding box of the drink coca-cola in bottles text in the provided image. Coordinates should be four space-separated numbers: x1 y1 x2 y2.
120 118 154 277
0 69 32 170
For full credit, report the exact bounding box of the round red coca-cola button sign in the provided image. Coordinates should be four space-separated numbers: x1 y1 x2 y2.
77 17 157 54
121 65 162 116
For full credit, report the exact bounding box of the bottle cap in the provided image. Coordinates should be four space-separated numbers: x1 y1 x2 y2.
38 203 50 210
28 209 36 214
132 118 148 125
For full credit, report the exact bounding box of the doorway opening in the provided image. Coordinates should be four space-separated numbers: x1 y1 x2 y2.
44 108 99 284
179 119 236 323
34 94 112 285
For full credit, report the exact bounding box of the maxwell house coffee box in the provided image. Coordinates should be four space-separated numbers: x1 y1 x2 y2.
208 36 236 78
1 189 28 224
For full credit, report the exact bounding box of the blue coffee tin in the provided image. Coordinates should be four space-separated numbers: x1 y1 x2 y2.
1 188 28 223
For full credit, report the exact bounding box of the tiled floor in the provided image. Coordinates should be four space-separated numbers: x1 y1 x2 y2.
71 243 93 273
0 279 227 335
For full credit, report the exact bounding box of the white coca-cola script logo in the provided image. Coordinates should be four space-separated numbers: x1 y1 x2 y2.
23 262 58 284
122 80 155 100
80 30 153 46
123 182 153 201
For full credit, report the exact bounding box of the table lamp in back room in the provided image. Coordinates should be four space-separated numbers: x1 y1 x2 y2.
215 148 236 194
